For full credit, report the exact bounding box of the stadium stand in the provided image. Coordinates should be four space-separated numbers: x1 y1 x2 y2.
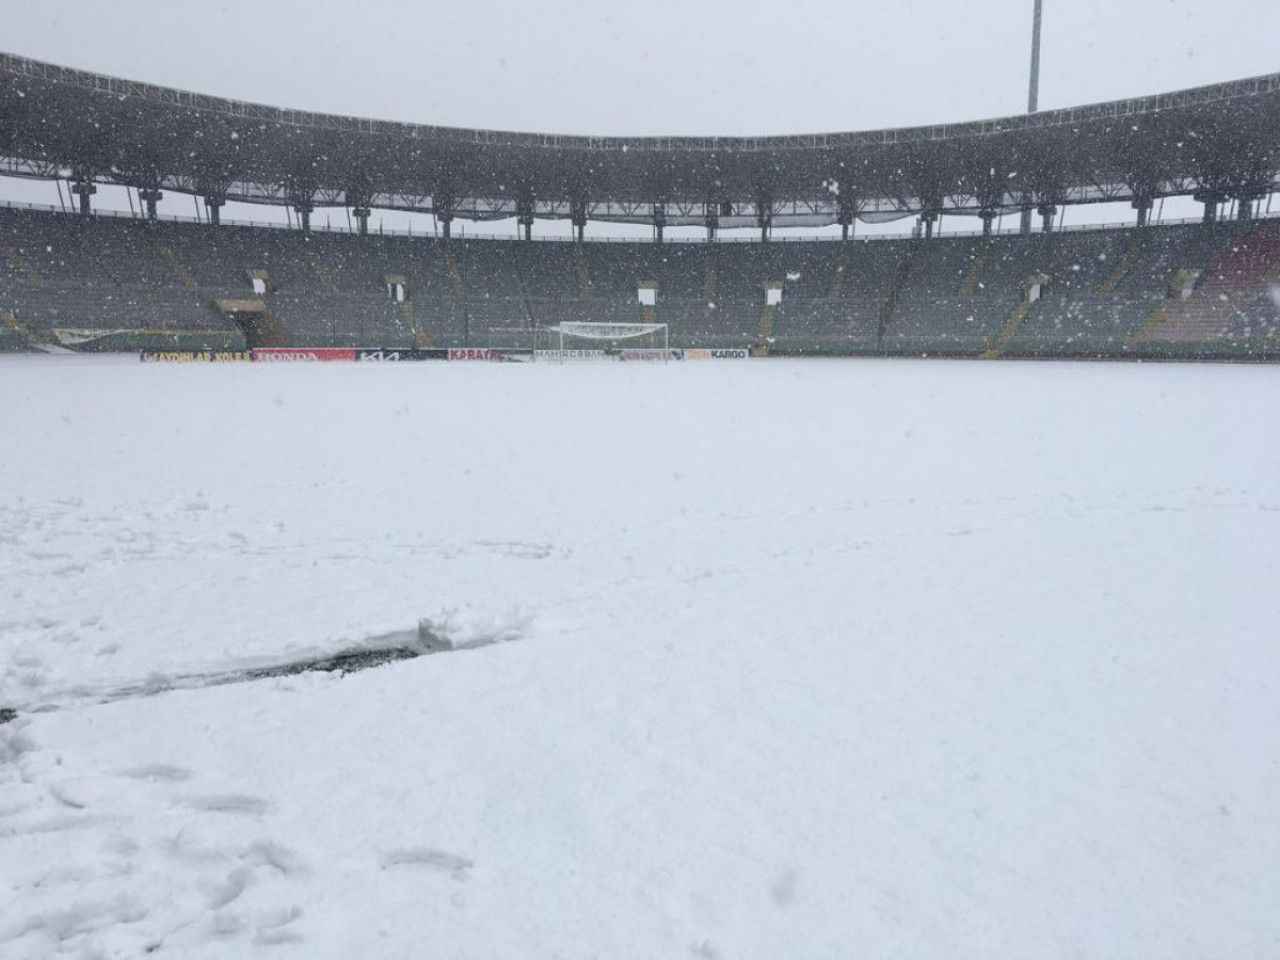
3 205 1279 358
3 51 1279 360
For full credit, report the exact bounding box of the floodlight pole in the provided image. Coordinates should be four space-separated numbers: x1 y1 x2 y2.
1027 0 1042 114
1020 0 1044 235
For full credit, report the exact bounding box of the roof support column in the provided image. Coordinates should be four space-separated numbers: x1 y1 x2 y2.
294 202 313 233
138 188 162 222
837 194 856 241
1018 204 1034 236
1194 191 1220 224
71 177 96 217
704 202 718 243
571 199 587 243
517 197 534 241
432 192 455 240
653 204 666 244
1132 196 1153 228
1235 187 1264 222
756 199 772 243
347 189 372 236
979 210 997 237
203 195 225 226
1037 204 1057 233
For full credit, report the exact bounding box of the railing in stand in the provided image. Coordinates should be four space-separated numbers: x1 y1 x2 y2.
0 196 1276 244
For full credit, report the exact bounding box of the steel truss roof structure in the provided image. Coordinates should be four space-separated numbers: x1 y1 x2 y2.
2 51 1278 229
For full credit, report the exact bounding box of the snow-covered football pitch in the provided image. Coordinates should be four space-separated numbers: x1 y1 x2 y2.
2 354 1278 958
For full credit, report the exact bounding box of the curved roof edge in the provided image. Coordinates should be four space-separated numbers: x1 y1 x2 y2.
3 49 1279 153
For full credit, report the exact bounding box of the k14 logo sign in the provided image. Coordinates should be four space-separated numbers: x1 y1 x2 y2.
355 349 448 361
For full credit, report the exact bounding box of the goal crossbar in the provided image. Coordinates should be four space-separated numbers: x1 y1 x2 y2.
548 322 666 342
544 321 669 356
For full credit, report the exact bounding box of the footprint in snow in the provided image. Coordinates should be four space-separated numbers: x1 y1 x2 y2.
381 847 473 879
244 840 306 875
203 866 253 909
254 906 304 946
183 794 271 816
120 764 193 783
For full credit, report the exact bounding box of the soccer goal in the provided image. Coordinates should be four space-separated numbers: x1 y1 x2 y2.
534 321 671 361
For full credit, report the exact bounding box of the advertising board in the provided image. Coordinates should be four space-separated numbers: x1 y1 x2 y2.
252 348 358 362
139 351 253 362
355 348 449 361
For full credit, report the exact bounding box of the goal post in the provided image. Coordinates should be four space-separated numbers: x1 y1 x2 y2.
534 321 670 360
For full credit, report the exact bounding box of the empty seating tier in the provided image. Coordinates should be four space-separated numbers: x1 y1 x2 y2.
2 207 1277 358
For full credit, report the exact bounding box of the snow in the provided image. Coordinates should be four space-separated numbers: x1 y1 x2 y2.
2 354 1279 958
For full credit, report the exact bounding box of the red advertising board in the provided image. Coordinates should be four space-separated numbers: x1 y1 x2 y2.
251 348 357 362
448 348 497 361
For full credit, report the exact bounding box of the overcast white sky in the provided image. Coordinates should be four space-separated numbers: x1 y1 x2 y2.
3 0 1278 235
7 0 1280 135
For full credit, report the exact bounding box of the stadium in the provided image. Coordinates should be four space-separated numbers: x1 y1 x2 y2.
2 49 1280 360
2 3 1279 957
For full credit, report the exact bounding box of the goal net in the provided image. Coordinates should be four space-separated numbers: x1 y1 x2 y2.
534 321 671 361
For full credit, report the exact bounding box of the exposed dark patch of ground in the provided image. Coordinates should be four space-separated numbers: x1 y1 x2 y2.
240 645 423 681
92 641 429 706
7 647 419 723
8 617 521 722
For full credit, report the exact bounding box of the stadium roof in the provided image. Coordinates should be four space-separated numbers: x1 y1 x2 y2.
2 51 1279 228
